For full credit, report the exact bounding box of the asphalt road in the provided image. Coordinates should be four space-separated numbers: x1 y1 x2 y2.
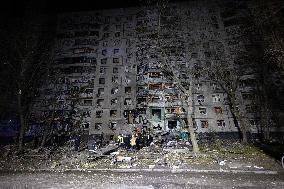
0 171 283 189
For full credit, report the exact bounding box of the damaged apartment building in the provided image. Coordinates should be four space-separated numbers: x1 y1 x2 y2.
31 0 284 143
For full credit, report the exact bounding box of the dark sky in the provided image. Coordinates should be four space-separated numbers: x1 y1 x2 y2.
2 0 188 17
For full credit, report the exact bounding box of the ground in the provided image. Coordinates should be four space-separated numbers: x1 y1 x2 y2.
0 171 283 189
0 140 282 172
0 140 283 188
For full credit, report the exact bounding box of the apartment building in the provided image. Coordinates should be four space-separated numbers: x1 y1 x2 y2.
31 0 282 142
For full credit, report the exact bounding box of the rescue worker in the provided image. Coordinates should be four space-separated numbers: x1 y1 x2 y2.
117 134 125 148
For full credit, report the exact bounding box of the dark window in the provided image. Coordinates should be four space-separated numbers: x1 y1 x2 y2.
199 107 206 115
113 58 119 63
168 120 177 129
125 87 131 94
96 110 103 118
214 107 223 114
152 109 161 120
114 49 119 54
217 120 225 127
95 123 102 130
201 120 209 128
110 110 117 117
99 78 105 84
113 67 118 73
102 49 107 56
101 58 107 65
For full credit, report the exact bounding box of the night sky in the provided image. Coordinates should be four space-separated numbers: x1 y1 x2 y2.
1 0 188 18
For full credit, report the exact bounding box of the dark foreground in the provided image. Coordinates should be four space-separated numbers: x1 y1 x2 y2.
0 171 283 189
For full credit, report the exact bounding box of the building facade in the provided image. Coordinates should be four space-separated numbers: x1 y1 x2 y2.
31 0 283 142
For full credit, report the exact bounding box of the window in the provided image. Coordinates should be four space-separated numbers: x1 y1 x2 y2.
249 119 260 126
199 107 207 115
99 78 105 84
111 87 118 94
166 108 174 114
214 107 223 114
110 110 117 117
113 67 118 73
115 32 120 37
149 72 160 78
212 94 221 102
100 67 106 74
201 120 209 128
125 76 131 84
168 120 177 129
124 98 132 105
197 95 205 103
111 98 118 105
96 110 103 118
113 58 119 63
114 49 119 54
110 122 117 129
102 49 107 56
101 58 107 65
196 83 202 90
125 87 131 94
98 88 104 96
103 33 109 38
152 109 161 120
191 52 198 58
97 99 104 107
103 41 108 46
217 120 225 127
112 76 119 83
95 123 102 130
83 99 92 106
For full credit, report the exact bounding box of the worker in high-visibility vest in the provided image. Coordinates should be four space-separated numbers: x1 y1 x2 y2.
130 133 137 150
117 134 125 148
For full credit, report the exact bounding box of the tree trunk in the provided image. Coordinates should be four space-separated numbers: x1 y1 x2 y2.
234 105 248 143
229 93 248 143
17 91 26 152
186 105 199 153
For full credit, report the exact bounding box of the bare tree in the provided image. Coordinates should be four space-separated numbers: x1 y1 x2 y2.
139 0 200 153
208 62 249 143
0 18 54 151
